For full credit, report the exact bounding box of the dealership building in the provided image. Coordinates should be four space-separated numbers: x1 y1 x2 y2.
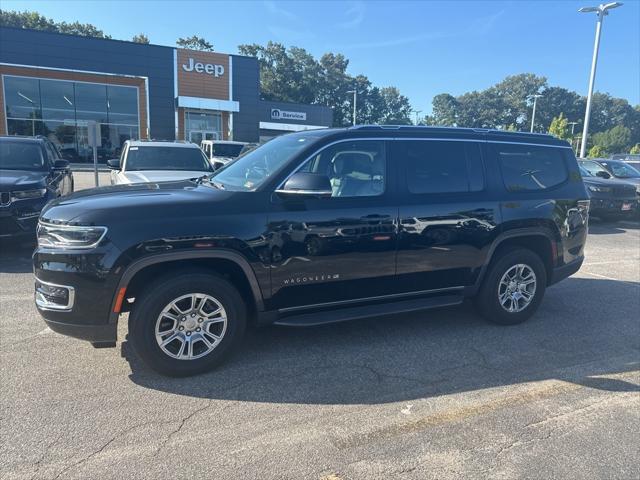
0 27 333 162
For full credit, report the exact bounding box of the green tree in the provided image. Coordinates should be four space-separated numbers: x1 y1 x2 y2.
591 125 632 154
630 143 640 154
132 33 149 44
548 113 570 140
588 145 606 158
0 10 111 38
239 42 413 127
177 35 214 51
431 93 458 126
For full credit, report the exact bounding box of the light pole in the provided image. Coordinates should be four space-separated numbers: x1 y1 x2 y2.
346 90 357 126
529 94 543 133
578 2 623 158
568 121 579 151
568 121 579 135
413 110 422 125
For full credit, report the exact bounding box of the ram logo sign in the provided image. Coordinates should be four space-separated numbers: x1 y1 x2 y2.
271 108 307 121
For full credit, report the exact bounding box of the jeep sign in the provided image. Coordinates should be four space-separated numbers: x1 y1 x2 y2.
271 108 307 121
182 57 225 78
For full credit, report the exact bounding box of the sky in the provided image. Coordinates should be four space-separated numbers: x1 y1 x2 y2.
3 0 639 115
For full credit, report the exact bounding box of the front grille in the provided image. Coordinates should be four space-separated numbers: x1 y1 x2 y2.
0 217 22 235
0 192 10 206
612 186 637 198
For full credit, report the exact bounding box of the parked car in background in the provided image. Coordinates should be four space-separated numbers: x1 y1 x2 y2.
578 164 637 220
34 126 589 376
0 136 73 239
597 159 640 192
108 140 214 185
611 153 640 170
201 140 247 170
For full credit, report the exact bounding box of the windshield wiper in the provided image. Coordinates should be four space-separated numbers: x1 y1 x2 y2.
197 175 226 190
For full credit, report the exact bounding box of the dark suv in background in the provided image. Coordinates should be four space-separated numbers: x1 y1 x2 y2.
33 126 589 376
0 136 73 239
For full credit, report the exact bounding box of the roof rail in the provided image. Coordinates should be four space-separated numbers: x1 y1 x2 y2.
348 124 556 138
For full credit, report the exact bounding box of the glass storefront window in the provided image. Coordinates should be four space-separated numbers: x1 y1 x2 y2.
74 82 108 123
4 76 41 120
185 111 222 143
40 79 75 121
107 85 138 126
3 75 140 163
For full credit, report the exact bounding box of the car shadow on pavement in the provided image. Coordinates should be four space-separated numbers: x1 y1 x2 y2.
0 238 35 273
124 276 640 404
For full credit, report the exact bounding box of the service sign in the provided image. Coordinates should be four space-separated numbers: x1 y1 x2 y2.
271 108 307 121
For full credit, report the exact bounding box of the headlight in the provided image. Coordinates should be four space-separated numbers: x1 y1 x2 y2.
11 188 47 201
37 222 108 249
588 185 611 193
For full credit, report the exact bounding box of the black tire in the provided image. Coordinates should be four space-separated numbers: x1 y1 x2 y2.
474 247 547 325
128 271 246 377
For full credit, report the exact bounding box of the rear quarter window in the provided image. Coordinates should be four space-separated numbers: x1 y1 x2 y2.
493 143 568 192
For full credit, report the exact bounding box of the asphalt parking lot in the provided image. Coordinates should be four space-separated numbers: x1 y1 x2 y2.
1 174 639 480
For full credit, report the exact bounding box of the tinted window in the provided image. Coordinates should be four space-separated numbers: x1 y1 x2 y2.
212 144 244 158
398 140 484 194
494 144 568 192
300 140 386 197
0 141 45 170
125 146 211 172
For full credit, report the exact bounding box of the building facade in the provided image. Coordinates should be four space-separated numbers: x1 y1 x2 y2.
0 27 332 162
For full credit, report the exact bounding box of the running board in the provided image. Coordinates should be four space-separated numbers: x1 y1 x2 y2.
273 295 464 327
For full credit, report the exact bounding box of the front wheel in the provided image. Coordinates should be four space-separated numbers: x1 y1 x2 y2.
474 248 546 325
129 272 246 376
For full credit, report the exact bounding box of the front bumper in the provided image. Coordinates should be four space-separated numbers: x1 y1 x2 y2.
588 197 638 217
549 256 584 286
33 245 123 346
44 317 117 345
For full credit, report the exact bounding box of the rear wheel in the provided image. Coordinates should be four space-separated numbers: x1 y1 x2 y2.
129 272 246 376
475 248 546 325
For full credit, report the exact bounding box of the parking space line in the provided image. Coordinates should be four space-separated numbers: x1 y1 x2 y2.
580 270 640 286
583 260 639 266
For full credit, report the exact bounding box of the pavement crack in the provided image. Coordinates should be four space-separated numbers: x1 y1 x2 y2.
153 402 214 456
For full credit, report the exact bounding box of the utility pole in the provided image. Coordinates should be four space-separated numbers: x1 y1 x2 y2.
413 110 422 125
578 2 623 158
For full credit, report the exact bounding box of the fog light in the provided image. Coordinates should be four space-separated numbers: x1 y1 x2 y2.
35 279 75 310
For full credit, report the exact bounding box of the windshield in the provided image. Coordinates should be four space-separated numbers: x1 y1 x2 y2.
601 161 640 178
0 141 45 171
125 146 211 172
212 144 244 158
580 160 609 176
210 134 321 191
579 166 594 177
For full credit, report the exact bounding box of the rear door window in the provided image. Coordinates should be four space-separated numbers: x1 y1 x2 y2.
493 143 568 192
397 140 484 194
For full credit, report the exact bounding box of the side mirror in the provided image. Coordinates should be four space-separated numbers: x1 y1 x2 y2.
596 170 611 179
53 159 69 169
276 172 332 198
106 159 121 170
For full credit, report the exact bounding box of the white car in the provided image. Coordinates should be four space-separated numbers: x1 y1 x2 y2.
107 140 214 185
201 140 248 170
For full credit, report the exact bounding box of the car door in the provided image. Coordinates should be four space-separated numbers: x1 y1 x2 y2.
393 138 500 292
267 139 399 310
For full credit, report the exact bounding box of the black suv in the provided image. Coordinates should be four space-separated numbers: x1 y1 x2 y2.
1 136 73 239
34 126 589 376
